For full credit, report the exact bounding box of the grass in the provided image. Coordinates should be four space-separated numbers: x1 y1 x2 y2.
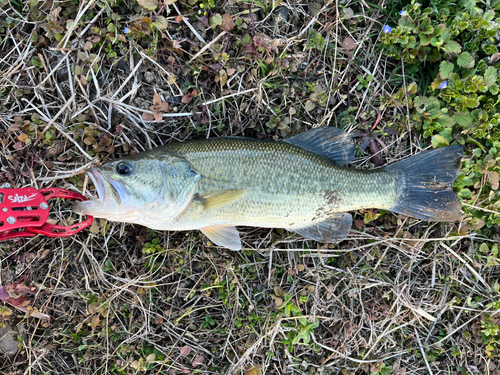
0 0 499 374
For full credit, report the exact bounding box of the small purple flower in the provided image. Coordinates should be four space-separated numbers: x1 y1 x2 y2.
438 81 448 89
382 25 393 33
124 27 131 34
399 10 408 16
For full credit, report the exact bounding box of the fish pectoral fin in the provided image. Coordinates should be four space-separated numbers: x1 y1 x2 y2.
195 189 247 211
283 127 355 165
201 225 242 250
292 213 352 243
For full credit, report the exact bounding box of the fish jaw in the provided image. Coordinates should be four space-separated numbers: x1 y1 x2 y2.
72 168 122 217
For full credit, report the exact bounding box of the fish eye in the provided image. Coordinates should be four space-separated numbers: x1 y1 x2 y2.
116 162 132 175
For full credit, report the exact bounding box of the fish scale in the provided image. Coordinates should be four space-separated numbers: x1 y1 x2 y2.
165 137 398 230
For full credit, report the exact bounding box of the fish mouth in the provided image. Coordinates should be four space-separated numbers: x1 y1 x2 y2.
72 168 122 215
87 168 105 202
89 168 123 205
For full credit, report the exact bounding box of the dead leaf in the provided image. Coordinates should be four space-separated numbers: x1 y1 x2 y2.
354 219 365 229
182 94 193 104
326 284 334 300
471 320 481 337
37 249 51 259
221 13 234 31
153 16 168 30
89 220 99 234
142 112 155 122
0 306 13 316
488 171 499 190
470 218 485 231
83 40 93 50
489 52 500 65
343 7 354 19
245 365 261 375
192 354 204 367
304 100 315 111
149 94 169 122
168 74 177 85
180 345 191 357
255 33 284 52
0 287 9 300
10 303 51 321
137 0 158 10
219 69 227 86
154 315 163 325
91 314 100 329
153 111 163 123
297 264 305 272
17 134 30 143
342 37 356 50
152 93 161 106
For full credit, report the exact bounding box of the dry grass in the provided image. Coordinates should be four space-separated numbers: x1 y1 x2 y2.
0 0 499 374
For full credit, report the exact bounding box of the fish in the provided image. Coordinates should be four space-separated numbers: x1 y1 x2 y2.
72 127 463 250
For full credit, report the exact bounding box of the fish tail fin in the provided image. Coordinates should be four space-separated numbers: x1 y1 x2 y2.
386 145 463 222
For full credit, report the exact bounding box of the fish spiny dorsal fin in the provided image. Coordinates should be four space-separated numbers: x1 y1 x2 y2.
201 225 242 250
283 127 355 165
292 213 352 243
195 189 247 211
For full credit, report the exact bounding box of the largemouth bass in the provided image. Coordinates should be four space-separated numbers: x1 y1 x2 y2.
72 127 463 250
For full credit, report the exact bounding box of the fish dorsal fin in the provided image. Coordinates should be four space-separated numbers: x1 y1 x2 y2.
201 225 242 250
283 127 355 165
292 213 352 243
195 189 247 211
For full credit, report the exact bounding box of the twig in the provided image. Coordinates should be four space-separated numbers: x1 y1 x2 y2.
173 3 206 44
189 31 226 62
440 243 493 293
42 94 76 133
37 161 95 182
113 58 144 99
415 328 434 375
58 0 97 49
200 88 258 106
36 52 70 89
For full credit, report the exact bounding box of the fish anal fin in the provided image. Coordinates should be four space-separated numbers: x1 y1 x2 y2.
283 127 355 165
201 225 242 250
196 189 247 211
293 213 352 243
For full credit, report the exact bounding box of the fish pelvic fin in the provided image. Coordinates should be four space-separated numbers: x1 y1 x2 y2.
292 213 352 243
194 189 247 211
387 145 463 222
201 225 241 250
283 127 355 165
